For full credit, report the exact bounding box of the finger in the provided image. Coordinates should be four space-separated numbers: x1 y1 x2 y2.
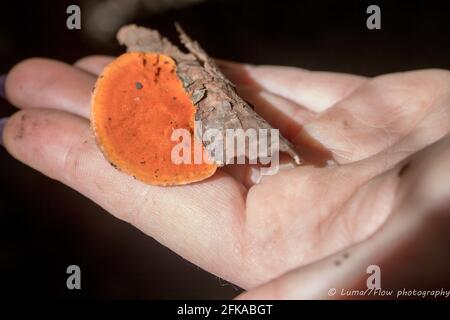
2 108 249 287
74 55 114 76
239 135 450 299
217 60 367 113
297 69 450 164
236 86 316 140
5 58 94 118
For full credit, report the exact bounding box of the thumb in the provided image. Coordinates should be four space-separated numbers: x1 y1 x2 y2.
237 136 450 299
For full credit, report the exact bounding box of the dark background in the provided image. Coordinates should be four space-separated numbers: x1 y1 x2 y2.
0 0 448 299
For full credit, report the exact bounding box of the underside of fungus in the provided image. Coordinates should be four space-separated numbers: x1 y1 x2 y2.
91 24 301 186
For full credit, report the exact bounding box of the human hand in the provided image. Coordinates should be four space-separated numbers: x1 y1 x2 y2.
1 56 450 297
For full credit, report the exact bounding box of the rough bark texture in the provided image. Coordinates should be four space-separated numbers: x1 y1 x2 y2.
117 24 301 166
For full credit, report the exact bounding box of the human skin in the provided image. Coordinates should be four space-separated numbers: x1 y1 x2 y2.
1 56 450 298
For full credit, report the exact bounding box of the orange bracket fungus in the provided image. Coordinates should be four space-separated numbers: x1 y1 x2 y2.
91 24 301 186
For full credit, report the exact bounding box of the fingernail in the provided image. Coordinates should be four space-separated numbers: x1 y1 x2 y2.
0 117 8 146
0 74 6 99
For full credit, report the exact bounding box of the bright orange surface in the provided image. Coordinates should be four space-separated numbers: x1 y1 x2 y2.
91 52 216 186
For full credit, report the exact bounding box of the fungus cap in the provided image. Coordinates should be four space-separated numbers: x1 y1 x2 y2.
91 52 217 186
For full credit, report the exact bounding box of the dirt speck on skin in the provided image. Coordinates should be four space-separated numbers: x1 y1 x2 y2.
398 161 411 177
343 252 350 259
334 260 341 266
14 114 27 140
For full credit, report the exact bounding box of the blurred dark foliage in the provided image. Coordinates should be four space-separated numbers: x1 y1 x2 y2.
0 0 448 299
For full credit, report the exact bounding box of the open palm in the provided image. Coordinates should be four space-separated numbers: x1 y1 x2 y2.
3 56 450 296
